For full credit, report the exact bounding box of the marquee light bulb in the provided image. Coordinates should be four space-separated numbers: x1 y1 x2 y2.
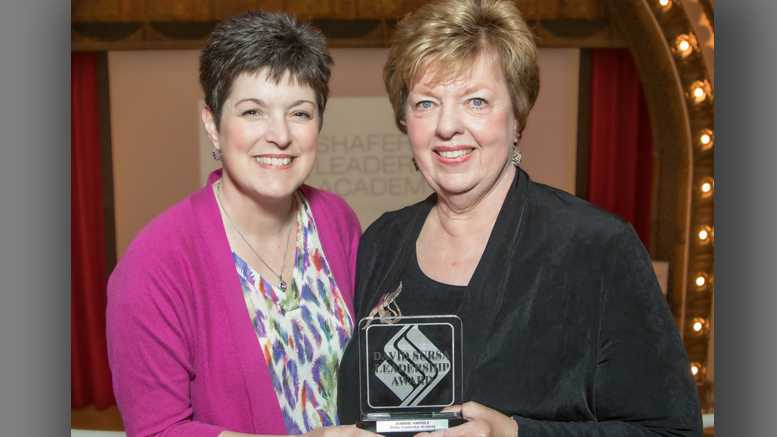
674 35 694 59
659 0 669 5
699 177 714 197
689 81 711 104
699 129 714 150
690 362 703 379
695 272 710 291
698 225 713 243
692 317 707 333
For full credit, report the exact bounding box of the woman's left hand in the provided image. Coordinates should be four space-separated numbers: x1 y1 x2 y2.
415 402 519 437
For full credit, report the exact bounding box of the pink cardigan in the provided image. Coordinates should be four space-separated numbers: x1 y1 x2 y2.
106 170 362 437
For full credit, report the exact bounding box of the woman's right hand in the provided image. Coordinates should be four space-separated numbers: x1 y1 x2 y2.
303 425 382 437
414 402 518 437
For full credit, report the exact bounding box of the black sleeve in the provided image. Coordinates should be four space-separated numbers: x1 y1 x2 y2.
512 225 702 436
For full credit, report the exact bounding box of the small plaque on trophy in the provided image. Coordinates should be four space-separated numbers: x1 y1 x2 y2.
357 315 464 436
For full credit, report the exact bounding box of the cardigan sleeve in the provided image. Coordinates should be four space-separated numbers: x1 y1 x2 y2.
106 241 226 437
511 225 702 437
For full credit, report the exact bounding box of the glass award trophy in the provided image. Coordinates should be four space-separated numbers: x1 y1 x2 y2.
356 315 464 436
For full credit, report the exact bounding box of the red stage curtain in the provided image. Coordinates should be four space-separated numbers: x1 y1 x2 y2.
72 52 115 409
588 49 653 251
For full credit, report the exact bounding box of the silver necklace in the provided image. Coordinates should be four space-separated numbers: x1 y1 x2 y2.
216 180 293 291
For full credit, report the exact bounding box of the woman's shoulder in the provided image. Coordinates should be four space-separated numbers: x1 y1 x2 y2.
525 180 632 239
362 195 433 245
107 185 218 313
116 186 211 271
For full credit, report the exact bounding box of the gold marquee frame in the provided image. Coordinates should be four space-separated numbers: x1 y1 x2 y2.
72 0 714 410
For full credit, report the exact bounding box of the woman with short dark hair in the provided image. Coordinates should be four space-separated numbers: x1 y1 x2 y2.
107 10 379 437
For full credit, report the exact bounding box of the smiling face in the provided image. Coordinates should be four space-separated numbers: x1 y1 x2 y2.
405 54 520 201
202 70 319 203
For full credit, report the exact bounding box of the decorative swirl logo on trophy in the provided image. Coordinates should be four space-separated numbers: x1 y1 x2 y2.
374 324 451 407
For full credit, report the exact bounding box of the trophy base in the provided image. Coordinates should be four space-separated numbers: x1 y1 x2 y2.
357 412 465 436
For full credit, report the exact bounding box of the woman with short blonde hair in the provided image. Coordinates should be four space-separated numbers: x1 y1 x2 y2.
338 0 702 436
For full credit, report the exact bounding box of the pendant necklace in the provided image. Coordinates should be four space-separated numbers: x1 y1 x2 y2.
216 180 293 291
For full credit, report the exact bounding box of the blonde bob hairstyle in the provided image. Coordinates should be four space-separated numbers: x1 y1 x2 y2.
384 0 540 134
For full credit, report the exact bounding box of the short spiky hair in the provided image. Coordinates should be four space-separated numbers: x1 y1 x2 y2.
384 0 540 134
199 10 333 130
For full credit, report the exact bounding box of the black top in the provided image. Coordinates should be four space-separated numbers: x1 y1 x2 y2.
397 248 467 316
338 169 702 436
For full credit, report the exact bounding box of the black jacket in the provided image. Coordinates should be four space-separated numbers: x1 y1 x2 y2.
338 169 702 436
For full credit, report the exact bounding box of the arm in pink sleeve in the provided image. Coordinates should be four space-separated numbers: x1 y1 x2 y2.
106 244 225 437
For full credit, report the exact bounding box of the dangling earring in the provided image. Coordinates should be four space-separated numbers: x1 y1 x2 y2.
511 142 522 167
212 148 222 161
411 157 419 171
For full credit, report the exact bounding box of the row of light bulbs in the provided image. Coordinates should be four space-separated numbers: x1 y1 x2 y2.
693 62 713 355
693 98 713 381
654 0 713 384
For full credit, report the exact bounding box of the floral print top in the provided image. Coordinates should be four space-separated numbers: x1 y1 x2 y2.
235 190 354 434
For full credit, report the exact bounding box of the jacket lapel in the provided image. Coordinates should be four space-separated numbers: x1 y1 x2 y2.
456 169 531 396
